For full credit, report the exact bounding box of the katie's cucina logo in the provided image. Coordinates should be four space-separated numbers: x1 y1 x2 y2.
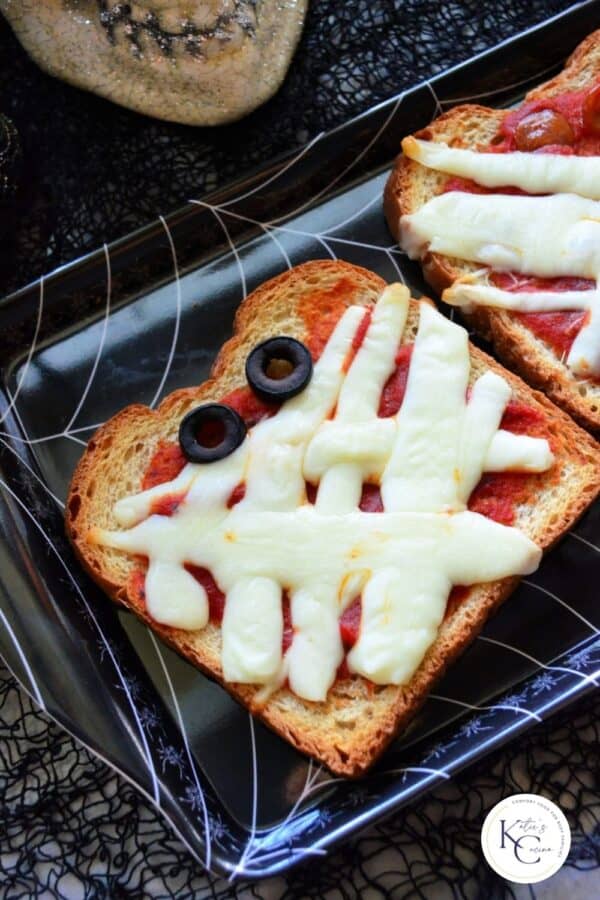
481 793 571 884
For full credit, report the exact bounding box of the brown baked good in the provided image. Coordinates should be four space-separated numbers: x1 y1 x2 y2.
0 1 308 126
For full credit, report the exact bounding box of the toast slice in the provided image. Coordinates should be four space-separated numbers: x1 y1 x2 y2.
66 260 600 777
384 30 600 433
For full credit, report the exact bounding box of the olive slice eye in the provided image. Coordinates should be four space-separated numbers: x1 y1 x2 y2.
179 404 247 464
245 337 313 402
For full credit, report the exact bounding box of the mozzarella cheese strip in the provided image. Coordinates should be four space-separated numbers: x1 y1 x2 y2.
401 192 600 279
402 136 600 200
221 577 283 684
485 431 553 472
445 282 595 313
400 191 600 376
92 288 552 700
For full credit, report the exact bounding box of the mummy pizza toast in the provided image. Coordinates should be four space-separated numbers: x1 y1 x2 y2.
67 261 600 776
385 29 600 432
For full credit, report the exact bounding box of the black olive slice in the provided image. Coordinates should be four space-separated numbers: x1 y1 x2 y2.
245 337 313 402
179 404 247 464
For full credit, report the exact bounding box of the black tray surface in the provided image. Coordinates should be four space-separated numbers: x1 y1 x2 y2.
1 1 599 878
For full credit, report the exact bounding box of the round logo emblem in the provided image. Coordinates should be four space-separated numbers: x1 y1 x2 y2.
481 793 571 884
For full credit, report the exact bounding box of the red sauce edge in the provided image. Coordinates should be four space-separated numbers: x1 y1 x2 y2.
281 590 294 654
489 273 594 358
142 443 187 491
184 564 226 624
359 483 384 513
127 569 146 610
343 308 372 372
378 344 414 417
339 597 362 649
445 585 470 620
227 482 246 509
495 84 600 155
150 492 185 517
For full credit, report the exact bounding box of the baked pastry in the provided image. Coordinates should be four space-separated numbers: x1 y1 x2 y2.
0 1 308 125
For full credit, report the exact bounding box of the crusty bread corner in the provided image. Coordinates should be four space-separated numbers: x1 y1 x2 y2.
66 261 600 777
384 29 600 433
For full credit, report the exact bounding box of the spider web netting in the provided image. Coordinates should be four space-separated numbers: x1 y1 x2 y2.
0 0 586 294
1 0 600 896
2 662 599 898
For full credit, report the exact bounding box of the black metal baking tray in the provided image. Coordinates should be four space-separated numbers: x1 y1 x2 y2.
0 0 599 878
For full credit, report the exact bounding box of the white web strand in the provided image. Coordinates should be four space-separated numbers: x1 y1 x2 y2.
314 234 337 260
426 80 444 118
443 58 563 105
569 531 600 554
64 244 112 432
0 275 44 428
259 224 293 271
147 631 212 871
386 249 406 284
522 579 600 635
321 192 382 235
266 93 406 226
2 383 43 452
150 217 183 410
0 437 65 509
477 634 600 687
192 200 248 303
385 765 451 781
429 693 542 724
0 477 161 804
229 713 259 880
0 652 207 870
0 420 107 446
219 131 325 209
189 201 401 255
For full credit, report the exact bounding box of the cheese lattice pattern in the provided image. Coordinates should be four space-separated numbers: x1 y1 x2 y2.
92 287 551 701
399 142 600 376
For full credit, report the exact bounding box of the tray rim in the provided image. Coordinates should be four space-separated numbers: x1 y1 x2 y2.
1 0 600 880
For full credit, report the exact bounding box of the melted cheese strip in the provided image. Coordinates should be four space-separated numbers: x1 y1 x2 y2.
445 281 595 313
445 279 600 375
347 509 529 684
401 191 600 376
401 192 600 278
92 289 552 699
221 577 283 683
308 284 408 513
485 431 553 472
402 136 600 200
